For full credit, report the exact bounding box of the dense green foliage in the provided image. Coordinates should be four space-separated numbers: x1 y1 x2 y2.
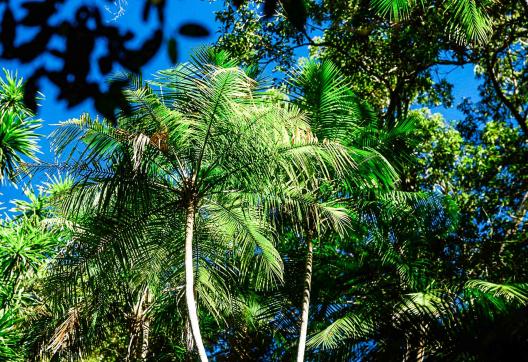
0 70 40 182
216 0 526 126
1 0 527 360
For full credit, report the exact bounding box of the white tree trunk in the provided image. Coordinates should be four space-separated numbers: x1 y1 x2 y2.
296 238 313 362
184 203 208 362
140 288 152 361
416 323 429 362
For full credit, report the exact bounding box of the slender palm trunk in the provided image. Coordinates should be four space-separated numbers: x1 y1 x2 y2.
184 202 208 362
402 324 427 362
403 339 412 362
140 319 150 361
140 288 152 361
126 286 151 361
296 238 314 362
416 338 426 362
185 318 195 362
416 323 428 362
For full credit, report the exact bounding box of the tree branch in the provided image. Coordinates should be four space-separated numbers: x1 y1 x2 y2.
486 54 528 135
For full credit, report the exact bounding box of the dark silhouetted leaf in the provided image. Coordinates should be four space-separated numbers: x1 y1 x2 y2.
167 37 178 64
1 7 16 57
120 29 163 72
21 1 55 26
178 23 210 38
142 1 152 21
155 0 166 22
23 73 42 113
15 27 52 63
98 55 113 75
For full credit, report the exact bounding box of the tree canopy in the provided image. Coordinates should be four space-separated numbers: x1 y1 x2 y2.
0 0 527 361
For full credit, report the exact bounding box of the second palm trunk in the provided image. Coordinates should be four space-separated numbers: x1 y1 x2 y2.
184 203 208 362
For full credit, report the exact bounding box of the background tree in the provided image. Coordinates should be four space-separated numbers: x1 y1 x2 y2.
285 59 403 361
216 0 528 128
402 109 528 282
463 0 528 135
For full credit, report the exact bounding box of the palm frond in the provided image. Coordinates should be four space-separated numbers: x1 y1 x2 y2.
307 313 374 350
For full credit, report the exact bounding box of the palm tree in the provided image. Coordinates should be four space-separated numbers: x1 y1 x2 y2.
0 70 41 183
45 49 353 361
285 59 411 361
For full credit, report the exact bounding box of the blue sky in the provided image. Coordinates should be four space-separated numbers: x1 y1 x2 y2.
1 0 223 205
0 0 481 207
